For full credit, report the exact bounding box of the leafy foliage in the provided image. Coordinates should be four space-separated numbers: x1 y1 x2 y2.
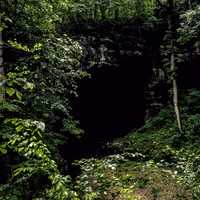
0 36 85 199
65 0 156 23
1 0 69 41
1 0 87 198
0 119 79 199
1 0 200 199
178 5 200 45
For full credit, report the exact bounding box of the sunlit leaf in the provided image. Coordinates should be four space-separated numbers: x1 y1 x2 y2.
6 87 15 96
16 91 22 101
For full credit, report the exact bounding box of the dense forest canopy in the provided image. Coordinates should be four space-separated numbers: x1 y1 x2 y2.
1 0 200 199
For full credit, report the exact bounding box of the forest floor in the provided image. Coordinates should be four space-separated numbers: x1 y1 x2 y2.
72 90 200 200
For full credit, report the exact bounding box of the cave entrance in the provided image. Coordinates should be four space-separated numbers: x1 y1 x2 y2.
75 54 152 143
178 55 200 88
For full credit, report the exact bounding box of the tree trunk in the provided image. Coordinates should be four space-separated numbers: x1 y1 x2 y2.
170 44 182 131
0 31 5 118
0 32 4 99
94 3 98 21
188 0 192 9
168 0 182 132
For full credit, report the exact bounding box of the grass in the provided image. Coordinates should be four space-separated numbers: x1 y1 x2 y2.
115 161 192 200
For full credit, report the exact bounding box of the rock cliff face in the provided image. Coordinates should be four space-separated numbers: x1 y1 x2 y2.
72 21 167 135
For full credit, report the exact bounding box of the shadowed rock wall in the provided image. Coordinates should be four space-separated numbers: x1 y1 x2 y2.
72 21 165 139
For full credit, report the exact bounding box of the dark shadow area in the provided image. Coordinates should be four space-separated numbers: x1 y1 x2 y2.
77 55 151 139
178 55 200 88
65 55 152 160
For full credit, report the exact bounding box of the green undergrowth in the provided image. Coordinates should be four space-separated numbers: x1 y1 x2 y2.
73 90 200 200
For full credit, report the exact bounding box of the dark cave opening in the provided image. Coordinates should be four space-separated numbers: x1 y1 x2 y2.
66 54 152 160
178 55 200 88
78 56 151 138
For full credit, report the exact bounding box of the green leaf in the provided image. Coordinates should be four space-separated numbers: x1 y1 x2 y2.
0 147 7 155
6 87 15 96
10 195 18 200
16 125 23 133
16 91 22 101
5 17 13 23
23 82 35 90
